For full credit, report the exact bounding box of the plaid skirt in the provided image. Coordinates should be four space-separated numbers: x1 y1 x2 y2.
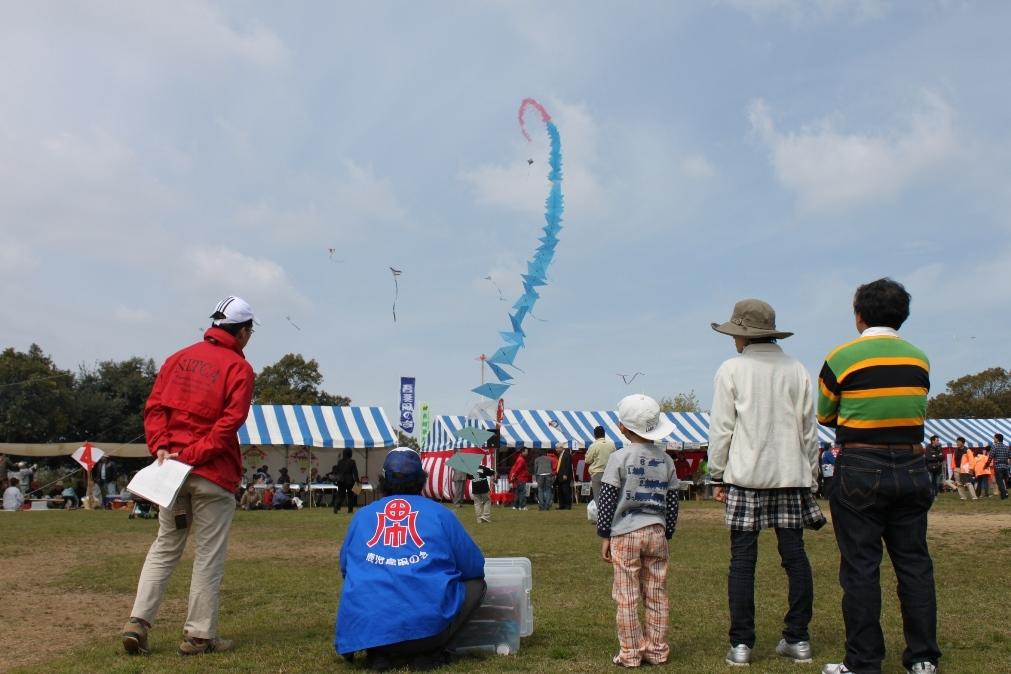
724 486 826 531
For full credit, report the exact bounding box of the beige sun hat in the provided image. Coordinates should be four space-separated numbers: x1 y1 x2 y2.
711 299 793 339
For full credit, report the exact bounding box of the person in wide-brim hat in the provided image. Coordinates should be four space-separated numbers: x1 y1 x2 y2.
711 298 793 340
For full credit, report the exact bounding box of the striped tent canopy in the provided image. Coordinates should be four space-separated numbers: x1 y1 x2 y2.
499 409 711 449
420 448 494 501
238 405 396 448
812 418 1011 448
421 416 496 451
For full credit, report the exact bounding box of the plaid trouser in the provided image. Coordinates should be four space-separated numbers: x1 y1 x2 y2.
611 523 669 666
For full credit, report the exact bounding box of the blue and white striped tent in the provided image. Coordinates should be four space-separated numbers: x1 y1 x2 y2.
421 416 495 451
238 405 396 448
499 409 711 449
816 418 1011 448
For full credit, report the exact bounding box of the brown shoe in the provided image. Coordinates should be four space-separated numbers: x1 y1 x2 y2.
178 636 235 656
122 618 150 656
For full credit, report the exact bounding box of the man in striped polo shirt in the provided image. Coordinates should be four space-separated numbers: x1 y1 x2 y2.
817 278 940 674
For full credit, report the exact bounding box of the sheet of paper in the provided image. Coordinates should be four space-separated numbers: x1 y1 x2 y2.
126 459 193 509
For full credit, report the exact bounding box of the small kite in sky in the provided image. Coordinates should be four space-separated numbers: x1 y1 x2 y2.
527 158 534 166
617 372 645 385
328 248 344 263
390 267 402 322
484 276 507 302
286 316 301 331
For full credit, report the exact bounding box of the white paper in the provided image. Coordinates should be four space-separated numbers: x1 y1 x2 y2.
126 459 193 509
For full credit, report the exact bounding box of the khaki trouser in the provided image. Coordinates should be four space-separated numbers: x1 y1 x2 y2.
473 492 491 522
130 475 236 639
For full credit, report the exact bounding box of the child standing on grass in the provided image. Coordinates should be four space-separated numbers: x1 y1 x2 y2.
597 394 679 668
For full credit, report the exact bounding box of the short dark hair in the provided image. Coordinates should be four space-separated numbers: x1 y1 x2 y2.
853 278 911 330
929 435 939 441
378 472 427 496
214 319 253 336
956 436 965 444
342 448 353 459
996 433 1004 443
594 426 606 439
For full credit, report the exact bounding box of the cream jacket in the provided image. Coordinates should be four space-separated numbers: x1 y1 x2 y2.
708 343 819 489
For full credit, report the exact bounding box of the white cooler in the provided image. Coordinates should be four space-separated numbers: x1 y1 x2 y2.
449 556 533 655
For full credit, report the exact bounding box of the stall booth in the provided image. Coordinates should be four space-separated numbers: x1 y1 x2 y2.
817 417 1011 482
421 410 717 505
238 404 398 506
420 416 496 501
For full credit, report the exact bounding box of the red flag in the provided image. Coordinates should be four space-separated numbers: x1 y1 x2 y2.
496 398 505 427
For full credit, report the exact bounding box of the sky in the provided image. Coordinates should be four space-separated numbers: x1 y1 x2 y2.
2 1 1009 428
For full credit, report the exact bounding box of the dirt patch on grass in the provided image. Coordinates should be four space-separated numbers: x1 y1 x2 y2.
0 546 175 672
928 508 1011 535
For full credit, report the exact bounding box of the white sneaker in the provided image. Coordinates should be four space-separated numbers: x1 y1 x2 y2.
776 639 812 663
822 664 852 674
726 644 751 666
907 662 938 674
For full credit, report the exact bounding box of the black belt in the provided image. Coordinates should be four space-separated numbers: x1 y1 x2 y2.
841 442 922 453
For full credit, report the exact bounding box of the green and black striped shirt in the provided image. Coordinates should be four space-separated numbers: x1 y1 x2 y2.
817 328 929 445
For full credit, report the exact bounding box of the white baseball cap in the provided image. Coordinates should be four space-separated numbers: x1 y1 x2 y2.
617 394 675 442
210 296 257 326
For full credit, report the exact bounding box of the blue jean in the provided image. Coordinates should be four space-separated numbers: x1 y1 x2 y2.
514 482 527 509
536 475 554 510
829 449 941 673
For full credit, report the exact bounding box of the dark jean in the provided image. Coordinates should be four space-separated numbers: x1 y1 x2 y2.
728 527 813 648
996 465 1009 499
829 450 941 674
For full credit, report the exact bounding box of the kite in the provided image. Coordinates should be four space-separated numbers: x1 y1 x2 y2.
454 427 494 446
328 248 344 263
484 276 507 302
618 372 645 385
390 267 402 322
286 316 302 331
471 98 564 401
446 451 485 476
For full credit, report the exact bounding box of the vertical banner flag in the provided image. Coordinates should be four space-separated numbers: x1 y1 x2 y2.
496 398 505 427
399 377 416 434
419 402 431 445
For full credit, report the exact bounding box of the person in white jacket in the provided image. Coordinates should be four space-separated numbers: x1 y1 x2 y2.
708 299 825 667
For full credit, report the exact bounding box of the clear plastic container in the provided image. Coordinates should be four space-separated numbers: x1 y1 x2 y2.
450 557 533 655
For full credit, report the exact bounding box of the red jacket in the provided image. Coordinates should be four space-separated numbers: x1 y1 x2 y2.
508 454 531 484
144 327 255 492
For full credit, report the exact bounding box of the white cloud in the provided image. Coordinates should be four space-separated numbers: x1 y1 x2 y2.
181 246 310 314
681 154 717 179
234 160 408 243
458 99 607 221
0 1 287 69
749 91 959 211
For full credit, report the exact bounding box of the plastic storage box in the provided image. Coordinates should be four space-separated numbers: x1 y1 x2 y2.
449 556 533 655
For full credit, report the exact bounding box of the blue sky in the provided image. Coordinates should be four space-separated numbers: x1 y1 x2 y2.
2 1 1009 427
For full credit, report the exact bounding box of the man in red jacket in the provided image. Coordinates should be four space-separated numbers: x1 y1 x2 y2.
509 448 531 510
122 296 256 657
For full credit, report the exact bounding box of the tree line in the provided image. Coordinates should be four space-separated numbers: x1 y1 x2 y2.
2 343 1007 444
0 344 350 443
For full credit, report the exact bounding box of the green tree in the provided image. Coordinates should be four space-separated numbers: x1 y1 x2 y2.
926 367 1011 418
0 344 75 442
659 390 705 413
254 353 351 406
71 357 157 441
396 430 419 450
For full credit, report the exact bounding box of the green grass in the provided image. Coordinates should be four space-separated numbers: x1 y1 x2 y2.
3 496 1010 673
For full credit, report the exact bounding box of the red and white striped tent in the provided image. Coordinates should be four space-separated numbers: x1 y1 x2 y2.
421 448 495 501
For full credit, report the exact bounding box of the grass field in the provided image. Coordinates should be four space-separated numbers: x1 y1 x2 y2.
2 495 1010 673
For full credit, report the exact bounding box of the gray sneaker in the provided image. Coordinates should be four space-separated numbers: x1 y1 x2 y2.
907 663 937 674
725 644 752 666
776 639 812 663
